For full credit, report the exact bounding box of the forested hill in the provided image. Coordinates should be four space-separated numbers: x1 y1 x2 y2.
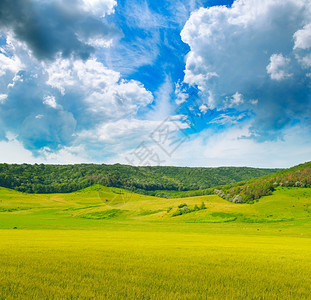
0 163 280 194
214 161 311 203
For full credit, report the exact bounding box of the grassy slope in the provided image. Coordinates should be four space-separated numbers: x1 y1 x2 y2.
1 186 311 299
1 185 311 233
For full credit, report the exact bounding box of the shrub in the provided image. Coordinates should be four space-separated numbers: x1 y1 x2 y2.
200 202 206 210
178 203 188 208
172 210 183 217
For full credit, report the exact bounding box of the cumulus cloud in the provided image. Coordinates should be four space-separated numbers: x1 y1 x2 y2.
43 95 58 109
266 54 292 81
45 57 153 121
181 0 311 140
0 29 154 156
0 61 78 151
297 54 311 68
294 24 311 69
199 104 208 114
0 0 119 61
0 51 23 77
294 23 311 50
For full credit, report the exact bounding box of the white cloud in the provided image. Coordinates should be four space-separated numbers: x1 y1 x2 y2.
225 92 244 107
0 35 24 78
232 92 243 105
250 99 258 105
180 0 311 141
183 52 218 92
85 79 153 119
44 59 74 96
91 119 161 143
0 36 25 93
209 113 246 125
199 104 208 113
181 0 311 99
266 54 292 81
294 23 311 50
0 52 23 77
1 121 310 168
38 145 91 164
175 81 189 105
163 123 311 168
43 96 58 109
296 53 311 68
0 32 155 156
0 94 7 103
45 57 153 119
80 116 188 144
0 137 39 164
87 38 113 49
81 0 116 17
45 58 119 95
7 72 23 89
77 116 189 165
0 135 90 164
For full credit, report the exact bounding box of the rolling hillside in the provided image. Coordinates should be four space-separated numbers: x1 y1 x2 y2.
0 184 311 232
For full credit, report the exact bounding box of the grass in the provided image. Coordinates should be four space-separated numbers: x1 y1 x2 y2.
1 185 311 299
80 209 126 219
186 212 238 223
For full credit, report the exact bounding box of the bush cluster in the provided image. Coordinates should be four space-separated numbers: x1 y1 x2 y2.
172 202 206 217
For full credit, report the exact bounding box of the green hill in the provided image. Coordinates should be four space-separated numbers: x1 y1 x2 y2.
214 161 311 203
0 184 310 231
0 163 279 194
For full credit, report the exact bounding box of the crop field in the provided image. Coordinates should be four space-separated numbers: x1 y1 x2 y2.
1 186 311 299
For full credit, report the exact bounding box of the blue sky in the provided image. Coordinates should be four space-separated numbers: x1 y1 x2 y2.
0 0 310 167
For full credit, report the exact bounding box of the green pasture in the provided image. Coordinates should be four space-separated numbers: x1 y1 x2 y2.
0 185 311 299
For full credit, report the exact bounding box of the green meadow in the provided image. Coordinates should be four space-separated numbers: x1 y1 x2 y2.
1 185 311 299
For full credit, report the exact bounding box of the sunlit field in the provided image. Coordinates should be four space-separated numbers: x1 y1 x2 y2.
1 230 311 299
1 186 311 299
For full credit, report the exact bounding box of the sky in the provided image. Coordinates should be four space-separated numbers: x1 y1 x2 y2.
0 0 311 168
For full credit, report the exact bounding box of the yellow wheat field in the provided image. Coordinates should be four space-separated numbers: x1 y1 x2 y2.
1 230 311 299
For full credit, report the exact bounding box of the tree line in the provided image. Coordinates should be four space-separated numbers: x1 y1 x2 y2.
0 163 279 194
